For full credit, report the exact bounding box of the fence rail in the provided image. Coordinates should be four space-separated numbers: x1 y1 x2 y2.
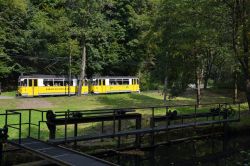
0 102 242 146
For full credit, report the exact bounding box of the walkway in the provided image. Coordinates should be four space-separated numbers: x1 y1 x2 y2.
10 138 116 166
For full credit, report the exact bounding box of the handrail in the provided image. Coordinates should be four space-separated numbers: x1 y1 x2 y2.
53 102 239 114
0 102 241 144
4 109 48 142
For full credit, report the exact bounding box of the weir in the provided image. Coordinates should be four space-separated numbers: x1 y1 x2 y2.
0 103 242 165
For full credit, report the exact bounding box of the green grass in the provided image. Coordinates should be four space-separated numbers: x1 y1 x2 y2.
0 89 235 111
1 90 16 97
0 89 248 140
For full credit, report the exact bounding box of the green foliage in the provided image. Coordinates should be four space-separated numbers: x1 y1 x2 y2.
0 0 249 95
1 0 155 83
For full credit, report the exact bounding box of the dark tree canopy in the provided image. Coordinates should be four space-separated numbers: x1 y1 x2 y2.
1 0 250 107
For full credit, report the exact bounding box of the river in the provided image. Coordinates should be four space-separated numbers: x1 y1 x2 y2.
98 135 250 166
1 134 250 165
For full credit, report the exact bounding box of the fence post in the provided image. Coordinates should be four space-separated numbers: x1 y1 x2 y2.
135 114 141 148
5 110 7 126
38 121 41 140
28 109 31 137
19 113 21 144
0 125 8 160
113 110 116 138
64 112 68 143
117 116 121 148
101 121 104 142
46 110 56 139
150 107 155 146
194 105 197 126
74 123 78 146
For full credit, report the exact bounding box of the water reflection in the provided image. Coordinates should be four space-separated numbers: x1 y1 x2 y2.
100 135 250 166
1 135 250 166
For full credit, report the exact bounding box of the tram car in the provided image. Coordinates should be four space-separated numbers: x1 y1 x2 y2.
17 75 88 97
89 76 140 94
17 75 140 97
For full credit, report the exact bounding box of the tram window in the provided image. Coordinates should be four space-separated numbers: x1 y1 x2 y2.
117 79 122 85
82 80 88 86
110 79 116 85
103 80 105 85
137 79 139 84
91 80 97 86
65 80 73 86
44 79 53 86
34 80 38 86
28 79 32 87
123 79 129 85
133 79 136 85
20 79 27 86
54 79 63 86
24 79 27 86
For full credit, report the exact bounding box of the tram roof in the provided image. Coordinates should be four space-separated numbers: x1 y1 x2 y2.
19 75 138 80
19 75 76 79
91 76 138 79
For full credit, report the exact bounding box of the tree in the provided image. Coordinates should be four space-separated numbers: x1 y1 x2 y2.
0 0 29 86
222 0 250 109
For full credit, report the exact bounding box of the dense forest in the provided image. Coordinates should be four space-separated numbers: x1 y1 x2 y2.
0 0 250 107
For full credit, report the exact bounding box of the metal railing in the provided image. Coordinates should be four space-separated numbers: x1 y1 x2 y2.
4 109 47 143
0 102 242 145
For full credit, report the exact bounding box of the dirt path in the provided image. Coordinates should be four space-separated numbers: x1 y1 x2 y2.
17 98 54 109
0 96 15 99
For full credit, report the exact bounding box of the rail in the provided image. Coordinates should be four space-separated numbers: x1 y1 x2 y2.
46 102 241 147
0 102 242 145
4 109 47 143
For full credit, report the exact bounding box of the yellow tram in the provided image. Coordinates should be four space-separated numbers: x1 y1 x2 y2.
17 75 140 97
17 75 88 97
89 76 140 94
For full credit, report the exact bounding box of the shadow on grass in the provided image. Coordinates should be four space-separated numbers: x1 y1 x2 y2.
96 92 216 109
96 93 165 108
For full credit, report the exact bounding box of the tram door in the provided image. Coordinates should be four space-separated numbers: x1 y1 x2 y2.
100 79 106 93
31 79 38 96
132 79 135 91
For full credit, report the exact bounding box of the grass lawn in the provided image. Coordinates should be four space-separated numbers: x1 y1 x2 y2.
0 89 248 140
0 89 238 111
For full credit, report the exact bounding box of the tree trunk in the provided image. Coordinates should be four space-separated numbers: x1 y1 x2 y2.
204 77 208 90
77 41 86 96
196 69 202 107
203 49 213 90
232 1 238 104
233 72 238 103
163 76 168 102
246 79 250 111
242 0 250 110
